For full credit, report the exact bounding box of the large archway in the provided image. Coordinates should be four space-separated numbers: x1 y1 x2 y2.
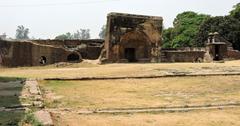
120 30 151 62
67 53 80 62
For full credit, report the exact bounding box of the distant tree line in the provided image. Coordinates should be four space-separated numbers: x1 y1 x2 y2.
13 25 106 40
55 29 91 40
163 3 240 51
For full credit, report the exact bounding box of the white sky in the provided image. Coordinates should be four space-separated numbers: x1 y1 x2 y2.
0 0 239 39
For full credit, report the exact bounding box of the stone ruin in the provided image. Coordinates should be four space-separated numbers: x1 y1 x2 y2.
0 39 103 67
100 12 163 63
0 12 240 67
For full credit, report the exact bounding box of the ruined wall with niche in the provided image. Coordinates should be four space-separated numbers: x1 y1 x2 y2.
32 39 104 60
101 12 163 63
0 40 81 67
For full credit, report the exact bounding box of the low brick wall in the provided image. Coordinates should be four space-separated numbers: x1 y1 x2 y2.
227 50 240 59
161 50 206 62
32 39 103 60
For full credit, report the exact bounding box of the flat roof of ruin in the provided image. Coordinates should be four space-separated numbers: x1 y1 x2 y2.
108 12 163 20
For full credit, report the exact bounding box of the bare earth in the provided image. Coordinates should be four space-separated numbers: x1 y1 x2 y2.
0 60 240 79
40 76 240 109
1 60 240 126
52 108 240 126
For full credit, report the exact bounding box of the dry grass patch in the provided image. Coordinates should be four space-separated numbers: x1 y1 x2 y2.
1 60 240 79
40 76 240 110
52 108 240 126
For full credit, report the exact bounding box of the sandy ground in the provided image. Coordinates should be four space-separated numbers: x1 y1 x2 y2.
0 60 240 79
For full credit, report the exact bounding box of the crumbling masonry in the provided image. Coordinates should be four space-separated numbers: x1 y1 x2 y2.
100 12 163 63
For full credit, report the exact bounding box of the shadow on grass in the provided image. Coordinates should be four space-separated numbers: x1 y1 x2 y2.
0 77 26 126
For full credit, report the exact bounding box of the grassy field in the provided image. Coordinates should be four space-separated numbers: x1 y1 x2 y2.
52 108 240 126
0 60 240 79
40 76 240 109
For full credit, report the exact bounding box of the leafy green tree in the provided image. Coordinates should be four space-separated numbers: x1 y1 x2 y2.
162 28 173 48
99 25 106 39
197 3 240 50
15 25 30 40
197 16 240 50
230 3 240 20
163 11 210 48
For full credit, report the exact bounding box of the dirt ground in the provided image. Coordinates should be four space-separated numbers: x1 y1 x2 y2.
39 76 240 109
1 61 240 126
0 60 240 79
52 108 240 126
39 75 240 126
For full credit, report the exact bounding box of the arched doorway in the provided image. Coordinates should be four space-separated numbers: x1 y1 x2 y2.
120 30 151 62
39 56 47 65
124 48 136 62
67 53 80 62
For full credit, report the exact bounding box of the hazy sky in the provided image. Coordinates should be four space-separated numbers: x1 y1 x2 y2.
0 0 239 39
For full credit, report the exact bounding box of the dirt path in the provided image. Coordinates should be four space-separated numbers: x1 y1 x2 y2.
44 72 240 81
47 103 240 115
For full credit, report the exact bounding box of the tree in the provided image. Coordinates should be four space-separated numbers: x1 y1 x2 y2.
162 28 173 48
0 33 7 40
15 25 30 40
55 32 73 40
99 25 106 39
72 29 91 40
55 29 91 40
66 32 73 39
163 11 210 48
196 3 240 50
197 16 240 50
230 3 240 20
78 29 90 40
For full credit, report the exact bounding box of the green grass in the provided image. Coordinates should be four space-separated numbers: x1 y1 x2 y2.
0 77 23 82
0 111 25 126
23 111 43 126
0 96 21 107
0 111 43 126
0 78 24 107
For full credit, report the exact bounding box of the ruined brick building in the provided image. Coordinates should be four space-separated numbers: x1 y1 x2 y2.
0 39 103 67
100 13 163 63
99 13 240 63
0 12 240 67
